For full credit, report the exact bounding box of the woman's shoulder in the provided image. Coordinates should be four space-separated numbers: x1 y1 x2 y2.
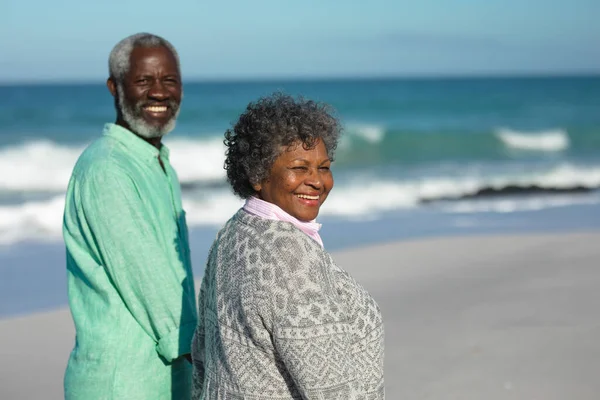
234 210 324 252
210 210 318 267
221 210 332 284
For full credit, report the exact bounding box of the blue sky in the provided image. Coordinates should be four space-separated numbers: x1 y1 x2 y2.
2 0 599 82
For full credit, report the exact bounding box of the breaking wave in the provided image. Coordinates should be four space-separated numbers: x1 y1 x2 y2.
2 163 599 245
0 137 227 193
495 128 570 152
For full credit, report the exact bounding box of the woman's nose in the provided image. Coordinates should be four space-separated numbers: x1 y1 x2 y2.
304 168 323 188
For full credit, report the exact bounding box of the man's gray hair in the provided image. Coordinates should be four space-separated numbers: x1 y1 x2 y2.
108 33 180 83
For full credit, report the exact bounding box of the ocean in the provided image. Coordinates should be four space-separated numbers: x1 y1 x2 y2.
2 75 600 316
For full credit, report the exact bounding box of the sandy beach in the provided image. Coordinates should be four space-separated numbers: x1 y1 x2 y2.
1 231 599 399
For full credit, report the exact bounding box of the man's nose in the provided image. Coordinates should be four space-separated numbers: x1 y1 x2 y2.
148 80 169 100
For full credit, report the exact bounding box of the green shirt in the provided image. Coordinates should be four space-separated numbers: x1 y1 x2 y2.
63 123 197 400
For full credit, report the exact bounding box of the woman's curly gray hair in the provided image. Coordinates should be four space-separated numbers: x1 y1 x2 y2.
224 92 341 199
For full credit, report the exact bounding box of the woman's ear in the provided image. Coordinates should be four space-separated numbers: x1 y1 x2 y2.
252 182 262 193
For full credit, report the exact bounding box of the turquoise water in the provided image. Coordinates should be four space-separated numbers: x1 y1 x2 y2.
2 75 600 316
1 76 600 245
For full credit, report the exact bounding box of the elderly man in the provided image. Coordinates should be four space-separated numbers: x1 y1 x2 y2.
62 33 197 399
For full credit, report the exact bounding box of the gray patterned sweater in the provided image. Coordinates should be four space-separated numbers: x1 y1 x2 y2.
191 210 384 399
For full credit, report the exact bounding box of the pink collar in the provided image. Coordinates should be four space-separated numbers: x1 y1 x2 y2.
243 196 324 247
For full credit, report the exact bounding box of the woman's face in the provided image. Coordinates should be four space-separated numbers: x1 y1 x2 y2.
254 139 333 222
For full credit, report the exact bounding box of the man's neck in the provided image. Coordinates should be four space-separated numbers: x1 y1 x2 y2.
115 119 162 150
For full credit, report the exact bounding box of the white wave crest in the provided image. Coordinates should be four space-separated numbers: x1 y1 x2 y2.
183 194 244 226
442 195 600 214
2 163 600 246
166 138 226 184
0 137 227 192
0 141 85 191
0 191 243 246
495 128 570 152
345 124 386 144
0 195 65 245
307 163 600 217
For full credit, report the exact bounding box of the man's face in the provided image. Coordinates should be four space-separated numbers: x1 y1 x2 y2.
112 46 182 139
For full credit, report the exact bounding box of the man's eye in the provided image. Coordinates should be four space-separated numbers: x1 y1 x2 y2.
319 166 330 171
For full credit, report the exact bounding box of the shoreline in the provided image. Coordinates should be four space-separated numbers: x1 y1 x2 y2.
2 231 600 398
2 210 600 319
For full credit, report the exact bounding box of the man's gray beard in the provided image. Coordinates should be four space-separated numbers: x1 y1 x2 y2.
116 85 179 139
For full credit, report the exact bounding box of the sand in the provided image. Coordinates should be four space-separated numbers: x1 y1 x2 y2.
1 231 599 399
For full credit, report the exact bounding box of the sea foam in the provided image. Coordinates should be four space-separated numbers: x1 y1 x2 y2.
2 163 600 246
0 141 84 191
0 137 227 192
496 128 570 152
346 124 386 143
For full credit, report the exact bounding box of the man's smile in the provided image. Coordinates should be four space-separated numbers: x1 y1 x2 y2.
144 105 168 113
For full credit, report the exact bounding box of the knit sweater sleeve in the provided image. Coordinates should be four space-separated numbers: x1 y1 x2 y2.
260 231 361 399
191 243 214 400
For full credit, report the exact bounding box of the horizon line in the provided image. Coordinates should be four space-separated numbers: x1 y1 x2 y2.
1 70 599 86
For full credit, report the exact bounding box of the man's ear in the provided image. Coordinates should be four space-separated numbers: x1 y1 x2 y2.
107 78 117 97
252 182 262 193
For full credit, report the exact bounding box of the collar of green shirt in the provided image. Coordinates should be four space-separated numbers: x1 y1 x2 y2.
103 123 171 163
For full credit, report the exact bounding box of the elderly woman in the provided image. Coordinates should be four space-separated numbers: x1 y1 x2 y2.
191 93 384 399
